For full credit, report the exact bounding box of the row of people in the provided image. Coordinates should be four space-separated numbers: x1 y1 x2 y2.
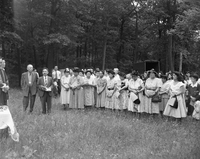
21 64 200 122
60 67 200 122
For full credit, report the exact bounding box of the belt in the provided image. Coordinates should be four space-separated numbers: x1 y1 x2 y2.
108 88 114 90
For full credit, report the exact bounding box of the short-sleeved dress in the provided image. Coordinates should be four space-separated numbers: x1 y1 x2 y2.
163 81 187 118
159 80 170 111
127 78 144 112
96 77 107 108
83 77 95 106
144 77 162 114
105 78 117 109
60 75 71 105
119 79 129 110
69 75 84 109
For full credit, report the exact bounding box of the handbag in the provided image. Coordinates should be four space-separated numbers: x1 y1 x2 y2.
169 96 178 109
152 94 161 103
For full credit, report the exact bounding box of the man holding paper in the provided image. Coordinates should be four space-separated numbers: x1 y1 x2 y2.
37 68 53 114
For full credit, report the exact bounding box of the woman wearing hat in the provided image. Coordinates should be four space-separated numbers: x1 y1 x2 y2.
144 69 162 116
105 69 118 110
127 71 144 116
60 68 71 110
82 70 96 108
69 67 84 109
186 73 200 116
163 71 187 122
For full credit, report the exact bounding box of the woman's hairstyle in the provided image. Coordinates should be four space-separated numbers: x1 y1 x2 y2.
191 73 199 81
118 71 126 78
161 75 167 80
107 69 115 75
173 71 184 82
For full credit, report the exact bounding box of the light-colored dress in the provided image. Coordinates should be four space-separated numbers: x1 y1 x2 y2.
163 81 187 118
60 75 70 105
193 101 200 120
144 78 162 114
119 79 129 110
159 81 170 111
69 75 84 109
96 78 107 108
127 78 144 112
83 77 95 106
105 78 117 109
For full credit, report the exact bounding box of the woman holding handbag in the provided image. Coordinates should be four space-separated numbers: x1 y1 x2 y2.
127 71 144 117
144 69 162 116
163 71 187 123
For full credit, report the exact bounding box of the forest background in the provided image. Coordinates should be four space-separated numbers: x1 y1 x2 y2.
1 0 200 86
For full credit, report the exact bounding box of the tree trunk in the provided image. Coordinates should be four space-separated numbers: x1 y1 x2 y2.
117 18 125 68
102 38 107 70
168 34 174 71
32 45 37 69
17 47 21 86
2 40 5 58
179 51 183 72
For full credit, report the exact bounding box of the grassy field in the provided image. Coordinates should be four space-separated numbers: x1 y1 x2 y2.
0 89 200 159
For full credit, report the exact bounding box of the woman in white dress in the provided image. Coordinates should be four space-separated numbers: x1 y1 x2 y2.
163 71 187 123
127 71 144 117
60 69 71 110
105 70 118 110
144 69 162 116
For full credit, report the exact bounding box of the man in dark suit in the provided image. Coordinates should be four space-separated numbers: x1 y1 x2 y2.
37 67 53 114
21 64 38 113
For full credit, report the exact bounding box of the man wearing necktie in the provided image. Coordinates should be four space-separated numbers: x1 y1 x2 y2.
37 68 53 114
21 64 38 113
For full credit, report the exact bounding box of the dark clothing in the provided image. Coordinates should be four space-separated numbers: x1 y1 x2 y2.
23 91 36 112
37 76 53 114
21 72 38 112
0 69 9 105
40 92 52 114
187 83 200 115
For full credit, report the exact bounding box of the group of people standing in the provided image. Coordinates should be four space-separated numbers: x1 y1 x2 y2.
20 64 200 123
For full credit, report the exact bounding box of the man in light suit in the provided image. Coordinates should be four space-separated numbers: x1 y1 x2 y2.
21 64 38 113
37 67 53 114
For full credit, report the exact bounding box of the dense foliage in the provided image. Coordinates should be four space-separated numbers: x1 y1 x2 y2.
1 0 200 85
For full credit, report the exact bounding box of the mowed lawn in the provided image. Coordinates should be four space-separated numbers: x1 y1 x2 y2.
0 89 200 159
